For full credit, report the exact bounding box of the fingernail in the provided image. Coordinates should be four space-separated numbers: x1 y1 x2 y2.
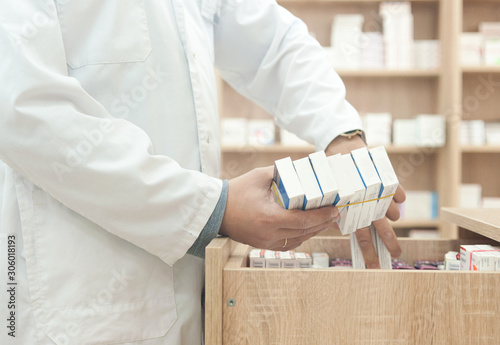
331 209 339 219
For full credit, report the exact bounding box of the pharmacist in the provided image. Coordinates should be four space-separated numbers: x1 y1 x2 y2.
0 1 404 344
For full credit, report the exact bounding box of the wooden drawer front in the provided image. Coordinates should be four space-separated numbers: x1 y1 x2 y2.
217 237 500 345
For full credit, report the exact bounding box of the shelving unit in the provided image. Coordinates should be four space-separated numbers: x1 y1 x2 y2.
460 0 500 229
218 0 500 238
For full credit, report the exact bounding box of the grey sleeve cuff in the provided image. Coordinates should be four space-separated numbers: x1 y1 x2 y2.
187 179 229 259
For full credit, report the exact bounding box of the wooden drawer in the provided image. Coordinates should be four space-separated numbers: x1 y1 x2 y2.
205 236 500 345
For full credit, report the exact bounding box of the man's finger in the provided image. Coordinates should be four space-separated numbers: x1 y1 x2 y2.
373 217 402 258
278 218 335 238
386 200 400 221
272 229 327 251
393 185 406 204
355 227 380 269
276 206 339 230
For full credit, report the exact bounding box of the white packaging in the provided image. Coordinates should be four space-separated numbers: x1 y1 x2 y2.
471 251 498 271
265 250 281 268
293 157 324 210
294 252 312 268
414 40 441 70
393 119 417 146
330 14 364 69
482 197 500 208
309 151 339 207
400 191 438 220
351 147 382 229
221 118 248 146
415 114 446 147
273 157 305 210
484 37 500 66
279 128 311 147
360 32 385 70
370 224 392 270
248 249 266 268
459 184 482 209
333 154 366 235
362 113 392 146
350 232 366 269
460 245 479 271
468 120 486 146
247 119 275 146
369 146 399 221
381 2 414 70
460 121 471 146
279 251 299 269
444 251 460 271
312 252 330 268
460 33 483 66
485 122 500 145
327 154 355 232
480 22 500 36
459 245 496 271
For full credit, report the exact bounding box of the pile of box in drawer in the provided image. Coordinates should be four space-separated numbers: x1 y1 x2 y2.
248 249 354 269
453 245 500 271
272 146 398 269
248 246 500 271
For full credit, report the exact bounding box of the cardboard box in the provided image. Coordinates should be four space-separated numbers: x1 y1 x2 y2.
294 252 312 268
312 252 330 268
350 232 366 269
247 119 275 146
273 157 305 210
279 251 299 269
327 154 355 233
369 146 399 221
248 249 266 268
309 151 339 207
264 250 281 268
334 154 366 234
351 147 382 229
371 224 392 270
293 157 324 210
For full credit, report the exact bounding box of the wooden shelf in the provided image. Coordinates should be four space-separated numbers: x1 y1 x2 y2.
336 69 441 78
441 208 500 242
390 219 440 229
462 66 500 74
461 145 500 153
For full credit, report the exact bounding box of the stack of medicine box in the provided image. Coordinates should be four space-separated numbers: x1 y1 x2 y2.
272 146 399 269
459 245 500 271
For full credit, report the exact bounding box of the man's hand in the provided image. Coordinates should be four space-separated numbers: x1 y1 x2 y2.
219 167 340 251
325 134 405 268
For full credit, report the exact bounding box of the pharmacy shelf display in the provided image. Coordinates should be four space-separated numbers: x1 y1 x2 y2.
460 0 500 218
218 0 500 238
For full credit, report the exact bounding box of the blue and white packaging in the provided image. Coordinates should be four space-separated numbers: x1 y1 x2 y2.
351 147 382 229
273 157 305 210
370 225 392 270
309 151 339 207
329 154 365 235
369 146 399 221
293 157 324 210
350 233 366 269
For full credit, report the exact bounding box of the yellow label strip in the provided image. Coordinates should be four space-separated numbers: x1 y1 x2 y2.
336 193 396 209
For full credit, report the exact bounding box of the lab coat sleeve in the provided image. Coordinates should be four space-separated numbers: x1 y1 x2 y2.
0 2 222 266
214 0 363 151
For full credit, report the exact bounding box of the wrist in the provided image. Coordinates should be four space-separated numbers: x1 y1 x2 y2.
325 132 367 156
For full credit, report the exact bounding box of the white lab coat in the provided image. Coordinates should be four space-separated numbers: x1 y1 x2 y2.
0 0 361 344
